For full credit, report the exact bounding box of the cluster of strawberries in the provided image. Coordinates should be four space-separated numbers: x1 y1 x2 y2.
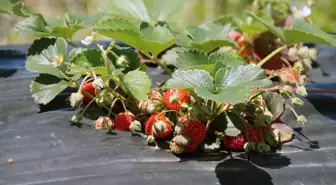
78 82 286 155
228 31 316 86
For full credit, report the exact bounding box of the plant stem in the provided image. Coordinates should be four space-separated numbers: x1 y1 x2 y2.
143 53 173 76
108 98 120 117
109 50 119 59
258 45 287 67
286 106 299 118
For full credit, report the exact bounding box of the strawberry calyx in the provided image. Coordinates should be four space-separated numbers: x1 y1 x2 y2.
163 89 189 111
152 120 172 139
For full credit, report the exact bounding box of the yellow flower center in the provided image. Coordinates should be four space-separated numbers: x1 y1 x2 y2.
55 56 63 66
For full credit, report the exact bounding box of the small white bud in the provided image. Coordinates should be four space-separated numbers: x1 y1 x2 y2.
93 77 104 90
296 86 308 97
69 93 84 107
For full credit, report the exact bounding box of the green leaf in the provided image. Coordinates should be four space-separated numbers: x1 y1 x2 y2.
68 48 87 61
144 0 184 22
160 47 186 66
165 69 214 91
49 26 81 39
140 22 176 56
68 49 116 76
176 49 209 71
212 66 272 103
284 19 336 46
180 23 237 53
226 112 245 131
12 1 32 17
262 92 285 121
176 49 245 72
123 70 151 101
225 119 241 136
213 15 243 28
31 74 69 105
65 12 102 28
65 13 85 28
212 52 245 74
14 14 50 36
210 112 228 133
104 0 183 24
25 38 67 78
95 18 175 56
166 65 272 104
245 11 285 41
0 0 12 14
71 49 104 68
14 13 84 38
27 38 56 56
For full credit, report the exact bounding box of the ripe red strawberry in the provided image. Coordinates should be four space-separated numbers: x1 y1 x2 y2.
162 89 189 111
222 134 246 151
145 114 172 138
184 141 199 153
237 36 250 57
113 112 134 131
182 121 206 144
81 82 96 104
228 31 251 57
228 31 242 41
246 128 263 143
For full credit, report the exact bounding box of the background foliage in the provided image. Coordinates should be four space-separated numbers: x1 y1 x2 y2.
1 0 335 45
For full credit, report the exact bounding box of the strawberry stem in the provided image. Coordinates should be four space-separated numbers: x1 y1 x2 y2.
77 75 90 93
108 98 120 117
286 105 299 118
80 96 98 117
143 52 173 76
258 45 287 67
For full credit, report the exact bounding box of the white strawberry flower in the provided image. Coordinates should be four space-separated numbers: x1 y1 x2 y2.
290 2 311 19
81 32 97 46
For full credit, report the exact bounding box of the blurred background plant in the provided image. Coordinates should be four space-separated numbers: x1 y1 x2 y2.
1 0 335 45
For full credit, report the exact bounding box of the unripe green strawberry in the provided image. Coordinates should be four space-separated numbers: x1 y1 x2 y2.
95 90 114 108
116 55 129 68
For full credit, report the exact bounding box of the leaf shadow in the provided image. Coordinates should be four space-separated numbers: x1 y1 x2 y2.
293 127 320 150
215 158 274 185
0 69 18 78
236 152 291 169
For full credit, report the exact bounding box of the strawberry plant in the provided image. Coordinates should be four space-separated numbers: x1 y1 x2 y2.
1 0 334 156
